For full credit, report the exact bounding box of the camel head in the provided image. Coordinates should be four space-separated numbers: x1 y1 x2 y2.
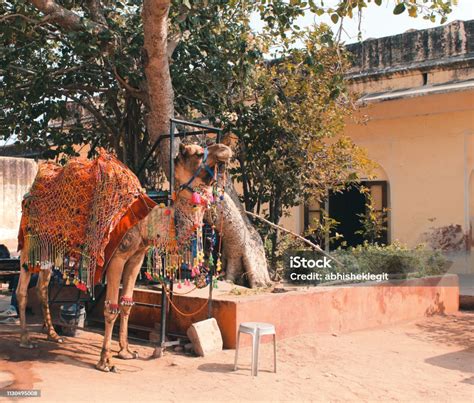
174 142 232 196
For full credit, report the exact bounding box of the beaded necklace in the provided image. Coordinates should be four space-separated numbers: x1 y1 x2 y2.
145 163 226 289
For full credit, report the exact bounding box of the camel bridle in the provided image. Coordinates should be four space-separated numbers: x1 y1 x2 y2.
177 147 216 194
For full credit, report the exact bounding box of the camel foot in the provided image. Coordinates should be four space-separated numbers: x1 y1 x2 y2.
96 358 117 373
153 347 164 358
20 342 37 349
47 334 64 343
96 349 117 372
95 362 117 373
19 334 37 349
118 348 139 360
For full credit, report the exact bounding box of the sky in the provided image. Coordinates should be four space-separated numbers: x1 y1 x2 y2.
250 0 474 44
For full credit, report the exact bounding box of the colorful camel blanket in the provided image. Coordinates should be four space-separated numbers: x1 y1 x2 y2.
18 149 156 291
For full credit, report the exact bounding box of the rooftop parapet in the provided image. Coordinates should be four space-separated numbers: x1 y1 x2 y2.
347 20 474 79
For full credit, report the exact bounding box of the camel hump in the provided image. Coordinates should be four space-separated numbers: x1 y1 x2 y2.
18 149 148 292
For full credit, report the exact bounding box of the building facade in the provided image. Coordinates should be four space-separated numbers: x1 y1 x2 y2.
281 20 474 273
1 21 473 272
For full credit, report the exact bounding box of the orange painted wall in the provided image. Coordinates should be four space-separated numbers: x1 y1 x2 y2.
124 275 459 349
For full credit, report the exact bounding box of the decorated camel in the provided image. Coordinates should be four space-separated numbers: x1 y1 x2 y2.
16 142 232 372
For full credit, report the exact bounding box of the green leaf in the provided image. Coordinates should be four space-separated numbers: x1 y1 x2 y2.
393 3 406 15
375 0 382 5
330 14 339 24
183 0 192 9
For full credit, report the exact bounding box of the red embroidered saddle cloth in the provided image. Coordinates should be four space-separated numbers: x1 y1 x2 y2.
18 149 156 288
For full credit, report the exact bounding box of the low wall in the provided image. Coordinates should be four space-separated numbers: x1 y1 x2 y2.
128 275 459 349
0 157 37 254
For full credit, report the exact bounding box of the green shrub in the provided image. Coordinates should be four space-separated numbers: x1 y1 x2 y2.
331 242 449 280
281 240 450 284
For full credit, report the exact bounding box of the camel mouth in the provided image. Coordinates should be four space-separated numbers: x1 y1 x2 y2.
216 154 231 163
212 145 233 163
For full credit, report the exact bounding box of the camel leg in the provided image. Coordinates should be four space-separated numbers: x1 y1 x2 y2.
96 255 126 372
37 268 63 343
117 249 145 360
17 257 35 349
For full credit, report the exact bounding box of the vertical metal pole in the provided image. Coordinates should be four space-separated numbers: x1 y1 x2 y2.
208 256 214 318
168 277 174 324
169 120 175 204
324 196 330 254
207 127 220 318
160 119 176 347
160 281 167 346
160 254 167 345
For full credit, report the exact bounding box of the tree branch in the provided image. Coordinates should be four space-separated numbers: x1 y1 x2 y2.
61 84 110 92
112 66 149 106
245 210 343 266
28 0 104 33
62 93 117 137
85 0 107 26
1 13 40 24
167 31 182 60
6 65 37 76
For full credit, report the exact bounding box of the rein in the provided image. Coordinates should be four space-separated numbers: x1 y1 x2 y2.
178 148 215 194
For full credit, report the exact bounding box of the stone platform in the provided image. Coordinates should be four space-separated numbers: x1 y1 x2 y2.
124 274 459 349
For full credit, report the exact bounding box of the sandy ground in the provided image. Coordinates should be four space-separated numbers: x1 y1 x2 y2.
0 309 472 403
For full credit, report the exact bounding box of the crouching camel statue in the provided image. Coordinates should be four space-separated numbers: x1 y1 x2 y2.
16 143 232 372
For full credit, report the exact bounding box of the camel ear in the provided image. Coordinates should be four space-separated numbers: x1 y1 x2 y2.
181 144 204 158
221 133 237 148
179 143 188 157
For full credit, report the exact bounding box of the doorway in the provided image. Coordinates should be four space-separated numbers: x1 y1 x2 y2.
305 181 389 249
329 186 366 248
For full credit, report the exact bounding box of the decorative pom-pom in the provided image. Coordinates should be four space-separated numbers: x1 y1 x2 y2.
191 192 202 205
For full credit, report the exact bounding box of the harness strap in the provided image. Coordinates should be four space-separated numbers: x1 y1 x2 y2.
178 148 215 192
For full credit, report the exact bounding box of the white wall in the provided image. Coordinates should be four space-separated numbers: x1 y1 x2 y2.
0 157 38 255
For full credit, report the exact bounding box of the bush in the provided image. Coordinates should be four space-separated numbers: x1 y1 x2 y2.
281 240 450 284
331 242 449 280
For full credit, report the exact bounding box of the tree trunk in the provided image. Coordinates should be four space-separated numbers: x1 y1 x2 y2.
142 0 271 288
142 0 175 175
210 182 272 287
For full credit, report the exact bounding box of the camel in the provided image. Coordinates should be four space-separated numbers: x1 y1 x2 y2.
16 142 232 372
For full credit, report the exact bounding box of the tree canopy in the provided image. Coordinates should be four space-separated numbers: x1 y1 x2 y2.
1 0 455 197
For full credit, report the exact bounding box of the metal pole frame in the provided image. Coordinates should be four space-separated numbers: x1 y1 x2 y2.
44 119 222 352
159 118 222 350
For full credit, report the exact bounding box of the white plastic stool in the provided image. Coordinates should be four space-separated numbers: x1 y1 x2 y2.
233 322 276 376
